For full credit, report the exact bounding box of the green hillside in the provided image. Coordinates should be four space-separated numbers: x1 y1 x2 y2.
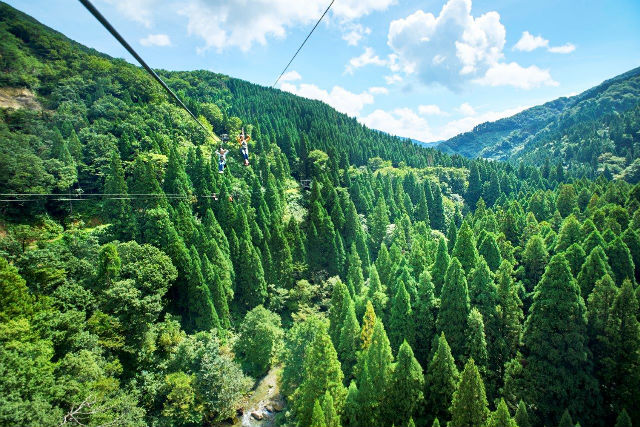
1 3 640 427
438 67 640 181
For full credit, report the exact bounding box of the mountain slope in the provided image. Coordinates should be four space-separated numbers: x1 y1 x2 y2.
438 67 640 179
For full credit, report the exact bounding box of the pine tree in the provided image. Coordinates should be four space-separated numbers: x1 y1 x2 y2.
622 228 640 282
557 184 578 217
565 243 586 277
370 197 390 255
389 280 414 351
293 328 346 427
465 308 488 372
202 254 231 329
308 199 340 275
495 260 523 381
515 400 531 427
425 333 459 425
186 246 220 332
449 358 489 427
452 221 479 276
478 233 501 272
415 186 430 225
385 341 425 427
430 182 446 231
375 243 395 292
483 169 501 207
235 237 267 311
310 400 327 427
520 253 598 426
583 229 606 256
558 409 573 427
329 281 351 348
0 257 33 321
269 219 294 288
555 215 583 252
436 258 470 361
466 162 482 209
431 237 450 296
606 237 635 286
343 381 359 427
338 298 361 380
488 398 516 427
413 270 438 367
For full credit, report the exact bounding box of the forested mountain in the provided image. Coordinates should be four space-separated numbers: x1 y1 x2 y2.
1 2 640 427
438 67 640 181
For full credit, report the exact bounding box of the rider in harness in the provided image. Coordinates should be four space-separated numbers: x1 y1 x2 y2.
237 128 251 166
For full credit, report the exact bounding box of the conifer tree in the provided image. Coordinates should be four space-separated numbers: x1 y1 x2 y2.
466 162 482 209
235 238 267 311
321 390 340 427
615 409 632 427
515 400 531 427
447 220 458 254
622 228 640 282
187 246 219 332
488 398 516 427
432 418 440 427
495 260 523 380
346 244 364 296
565 243 586 277
202 254 231 329
603 280 640 422
425 333 459 425
431 237 450 295
370 197 390 255
310 400 327 427
521 234 548 293
478 233 501 272
449 358 489 427
606 237 635 286
329 281 351 348
338 298 361 380
555 215 583 252
465 308 488 372
103 151 136 240
583 229 606 255
452 221 479 276
389 280 414 351
360 300 377 350
558 409 573 427
483 169 501 207
376 242 395 292
269 219 294 288
413 270 438 366
436 258 470 361
415 186 430 225
578 246 611 298
366 265 387 317
520 253 598 425
293 328 346 427
343 381 359 427
385 341 424 427
430 182 446 231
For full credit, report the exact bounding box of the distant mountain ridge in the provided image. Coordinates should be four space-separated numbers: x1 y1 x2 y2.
437 66 640 178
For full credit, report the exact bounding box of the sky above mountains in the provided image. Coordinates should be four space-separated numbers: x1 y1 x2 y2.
8 0 640 142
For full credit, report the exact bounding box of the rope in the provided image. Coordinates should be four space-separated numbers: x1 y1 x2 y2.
78 0 216 139
271 0 335 88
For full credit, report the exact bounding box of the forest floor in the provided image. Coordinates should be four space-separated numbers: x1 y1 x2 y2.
232 365 284 427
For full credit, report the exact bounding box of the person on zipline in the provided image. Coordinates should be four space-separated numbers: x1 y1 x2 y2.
237 128 251 166
217 147 229 174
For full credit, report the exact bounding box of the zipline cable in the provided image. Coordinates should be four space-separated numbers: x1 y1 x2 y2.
77 0 216 139
271 0 335 88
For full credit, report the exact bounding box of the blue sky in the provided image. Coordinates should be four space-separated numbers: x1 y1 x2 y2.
8 0 640 142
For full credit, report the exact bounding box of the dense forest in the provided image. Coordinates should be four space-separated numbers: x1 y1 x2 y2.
1 2 640 427
438 67 640 182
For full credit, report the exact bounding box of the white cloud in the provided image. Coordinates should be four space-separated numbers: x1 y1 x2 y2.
514 31 575 54
280 82 374 117
548 43 576 54
177 0 394 52
280 70 302 82
513 31 548 52
384 74 403 85
102 0 157 28
387 0 506 90
342 24 372 46
369 86 389 95
345 47 388 74
140 34 172 47
458 102 476 116
418 104 445 115
474 62 558 89
359 108 434 142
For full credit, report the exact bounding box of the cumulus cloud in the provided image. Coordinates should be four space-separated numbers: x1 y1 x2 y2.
548 43 576 54
140 34 172 47
176 0 394 52
387 0 506 90
369 86 389 95
280 82 374 117
514 31 576 54
359 108 434 142
102 0 157 28
457 102 476 116
438 104 530 139
418 104 445 115
345 47 388 74
513 31 548 51
280 70 302 82
384 74 403 85
474 62 558 89
342 23 372 46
